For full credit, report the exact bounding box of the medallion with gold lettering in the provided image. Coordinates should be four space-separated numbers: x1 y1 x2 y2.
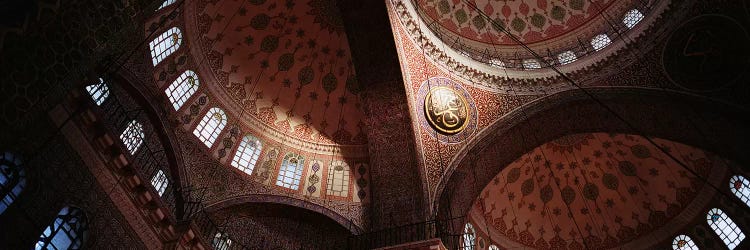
424 87 470 134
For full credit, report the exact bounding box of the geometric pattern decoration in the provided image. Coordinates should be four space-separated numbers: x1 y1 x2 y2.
35 206 88 250
0 151 25 215
85 78 109 106
149 27 182 66
352 162 370 203
475 133 717 249
276 153 305 190
591 34 612 51
165 70 200 111
254 148 279 185
416 77 477 143
557 51 577 65
193 107 227 148
304 160 323 198
706 208 745 250
623 9 645 29
326 160 349 198
672 234 699 250
730 175 750 208
230 135 263 176
119 120 145 155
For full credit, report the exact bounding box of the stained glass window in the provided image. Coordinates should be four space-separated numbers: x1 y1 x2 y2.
672 234 699 250
462 223 475 250
623 9 645 29
212 232 232 250
489 59 506 69
85 78 109 106
591 34 612 51
193 107 227 148
0 152 25 215
120 120 145 155
158 0 176 10
489 245 501 250
231 135 263 175
276 153 304 190
558 51 577 65
166 70 200 111
326 161 350 197
730 175 750 207
522 59 541 70
151 170 168 197
35 206 88 250
149 27 182 66
707 208 745 250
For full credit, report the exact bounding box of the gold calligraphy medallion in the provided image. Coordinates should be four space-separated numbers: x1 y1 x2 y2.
424 86 470 134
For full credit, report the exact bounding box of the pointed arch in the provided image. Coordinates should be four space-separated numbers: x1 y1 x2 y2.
35 206 88 249
166 70 200 111
193 107 227 148
85 78 109 106
462 223 476 250
730 175 750 207
149 27 183 66
707 208 745 249
326 161 350 197
120 120 145 155
673 234 699 250
276 153 304 189
0 151 25 215
231 135 263 175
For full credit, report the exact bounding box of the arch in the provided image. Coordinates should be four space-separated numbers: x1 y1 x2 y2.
158 0 176 10
193 107 227 148
35 206 88 249
591 34 612 51
462 223 476 250
730 175 750 207
165 70 200 111
673 234 699 250
149 27 182 66
435 88 750 246
231 135 262 176
0 151 25 215
707 208 745 249
276 153 304 190
119 120 145 155
212 232 232 250
623 9 645 29
151 169 169 197
85 78 109 106
326 161 350 198
203 194 364 234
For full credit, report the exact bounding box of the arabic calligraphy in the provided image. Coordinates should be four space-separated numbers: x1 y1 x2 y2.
424 87 469 134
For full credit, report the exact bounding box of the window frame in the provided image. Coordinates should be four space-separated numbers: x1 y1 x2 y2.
672 234 699 250
120 120 145 155
231 135 263 175
85 78 109 106
706 207 746 250
0 151 25 215
276 153 304 190
35 206 89 250
165 70 200 111
193 107 228 148
326 161 350 198
149 27 183 66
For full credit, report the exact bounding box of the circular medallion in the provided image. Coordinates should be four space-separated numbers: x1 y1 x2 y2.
424 87 470 134
417 77 477 143
663 15 750 92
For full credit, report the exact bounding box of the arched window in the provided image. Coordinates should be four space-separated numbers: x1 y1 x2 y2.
462 223 476 250
166 70 200 111
489 245 501 250
276 153 304 189
730 175 750 207
623 9 645 29
326 161 350 197
151 170 168 196
557 51 577 65
212 232 232 250
120 120 145 155
193 108 227 148
35 206 88 250
149 27 182 66
158 0 176 10
522 59 541 70
231 135 263 175
591 34 612 51
673 234 699 250
0 152 25 215
707 208 745 249
85 78 109 106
